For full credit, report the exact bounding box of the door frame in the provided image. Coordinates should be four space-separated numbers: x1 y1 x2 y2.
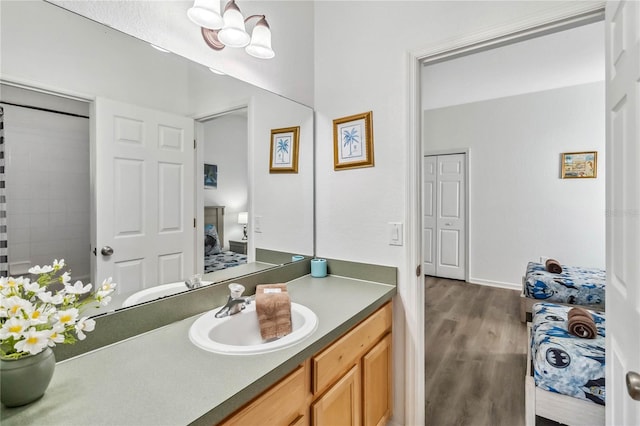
423 150 469 282
193 101 252 274
403 4 605 425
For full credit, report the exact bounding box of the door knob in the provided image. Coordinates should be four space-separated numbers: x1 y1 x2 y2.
445 222 452 226
100 246 114 256
627 371 640 401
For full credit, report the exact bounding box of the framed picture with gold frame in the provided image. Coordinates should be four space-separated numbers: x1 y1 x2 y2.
269 126 299 173
333 111 374 170
561 151 597 179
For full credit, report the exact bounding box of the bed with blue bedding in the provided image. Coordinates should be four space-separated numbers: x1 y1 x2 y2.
525 302 605 426
520 261 605 322
204 220 247 274
204 251 247 273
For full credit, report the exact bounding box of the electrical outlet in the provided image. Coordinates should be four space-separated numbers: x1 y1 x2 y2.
389 222 403 246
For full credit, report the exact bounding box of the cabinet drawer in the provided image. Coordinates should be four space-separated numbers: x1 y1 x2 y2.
220 364 307 426
312 302 392 395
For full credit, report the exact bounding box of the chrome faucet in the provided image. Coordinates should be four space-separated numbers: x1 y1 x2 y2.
185 274 202 289
215 283 251 318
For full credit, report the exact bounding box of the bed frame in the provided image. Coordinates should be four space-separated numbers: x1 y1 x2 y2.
525 325 605 426
520 276 605 322
204 205 225 249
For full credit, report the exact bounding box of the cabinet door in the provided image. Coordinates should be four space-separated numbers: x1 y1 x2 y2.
220 364 307 426
362 334 392 426
312 364 361 426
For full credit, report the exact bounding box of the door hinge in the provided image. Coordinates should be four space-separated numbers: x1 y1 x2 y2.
194 218 197 228
416 264 422 277
194 139 197 149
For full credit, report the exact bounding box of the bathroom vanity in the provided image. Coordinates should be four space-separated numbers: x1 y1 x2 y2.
0 272 396 425
220 301 392 426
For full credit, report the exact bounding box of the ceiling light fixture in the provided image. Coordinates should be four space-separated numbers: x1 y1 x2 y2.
187 0 275 59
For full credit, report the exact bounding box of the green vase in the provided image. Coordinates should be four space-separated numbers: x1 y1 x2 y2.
1 348 56 407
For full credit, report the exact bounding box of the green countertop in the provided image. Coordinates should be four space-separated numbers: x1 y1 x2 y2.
1 275 396 426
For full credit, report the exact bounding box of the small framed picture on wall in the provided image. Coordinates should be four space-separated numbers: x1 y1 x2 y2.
269 126 300 173
204 163 218 188
561 151 597 179
333 111 374 171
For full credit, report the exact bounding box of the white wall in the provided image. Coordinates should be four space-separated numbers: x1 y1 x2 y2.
424 82 606 288
1 1 192 115
202 113 249 248
421 20 604 110
251 91 315 256
50 0 315 107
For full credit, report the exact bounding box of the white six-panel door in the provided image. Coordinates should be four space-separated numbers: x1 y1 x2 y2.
606 1 640 424
423 154 466 280
93 97 195 296
423 156 437 276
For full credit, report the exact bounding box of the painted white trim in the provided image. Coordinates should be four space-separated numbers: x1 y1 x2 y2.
468 278 521 292
0 75 94 102
423 148 468 157
419 3 605 66
402 48 425 426
405 3 606 425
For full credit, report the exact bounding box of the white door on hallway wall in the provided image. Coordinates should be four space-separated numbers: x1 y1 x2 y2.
93 97 195 296
423 153 466 280
605 1 640 424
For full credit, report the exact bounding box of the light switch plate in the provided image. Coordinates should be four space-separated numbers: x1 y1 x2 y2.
389 222 403 246
254 216 263 233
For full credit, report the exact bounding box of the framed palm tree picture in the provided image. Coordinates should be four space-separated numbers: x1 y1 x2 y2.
333 111 374 170
269 126 300 173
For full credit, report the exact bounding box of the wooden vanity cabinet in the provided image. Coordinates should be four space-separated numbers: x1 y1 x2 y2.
218 362 310 426
311 302 392 426
218 302 392 426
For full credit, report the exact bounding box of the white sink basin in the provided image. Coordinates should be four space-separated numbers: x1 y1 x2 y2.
122 281 213 308
189 302 318 355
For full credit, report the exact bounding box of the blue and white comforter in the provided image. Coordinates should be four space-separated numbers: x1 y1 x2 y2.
524 262 605 306
204 251 247 273
531 303 605 406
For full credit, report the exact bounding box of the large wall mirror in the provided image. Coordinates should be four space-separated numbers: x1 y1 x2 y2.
0 0 314 314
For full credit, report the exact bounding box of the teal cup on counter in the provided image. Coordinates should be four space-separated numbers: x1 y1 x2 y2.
311 258 327 278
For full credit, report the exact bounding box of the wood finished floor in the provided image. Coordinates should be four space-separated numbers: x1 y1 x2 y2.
425 276 529 426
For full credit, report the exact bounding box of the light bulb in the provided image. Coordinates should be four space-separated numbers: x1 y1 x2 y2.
245 17 274 59
187 0 223 29
218 0 250 48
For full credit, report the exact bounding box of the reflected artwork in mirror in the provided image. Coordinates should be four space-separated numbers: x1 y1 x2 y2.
0 0 314 314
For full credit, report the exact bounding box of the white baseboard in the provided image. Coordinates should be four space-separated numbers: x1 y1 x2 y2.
468 277 521 291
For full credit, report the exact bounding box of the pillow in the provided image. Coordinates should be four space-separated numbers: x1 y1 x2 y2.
204 224 222 255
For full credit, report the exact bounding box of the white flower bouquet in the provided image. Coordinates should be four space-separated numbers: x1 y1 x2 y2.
0 260 116 359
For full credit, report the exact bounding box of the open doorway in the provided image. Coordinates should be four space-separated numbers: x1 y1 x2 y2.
420 20 605 288
420 17 605 424
195 107 250 274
